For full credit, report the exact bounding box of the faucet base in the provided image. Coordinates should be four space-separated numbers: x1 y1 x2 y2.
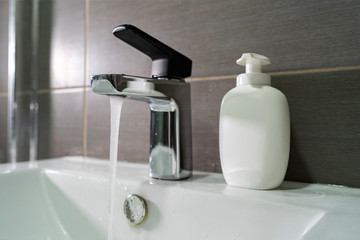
150 170 192 180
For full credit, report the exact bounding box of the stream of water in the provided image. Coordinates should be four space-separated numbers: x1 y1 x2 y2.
108 96 124 240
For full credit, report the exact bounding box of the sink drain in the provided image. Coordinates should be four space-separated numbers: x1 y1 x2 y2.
123 194 147 225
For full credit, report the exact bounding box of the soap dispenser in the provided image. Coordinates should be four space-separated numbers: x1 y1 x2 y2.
219 53 290 190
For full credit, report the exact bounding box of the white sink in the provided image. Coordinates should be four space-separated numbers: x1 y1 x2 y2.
0 156 359 240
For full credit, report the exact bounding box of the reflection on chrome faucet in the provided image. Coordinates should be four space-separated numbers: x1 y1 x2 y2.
91 24 192 180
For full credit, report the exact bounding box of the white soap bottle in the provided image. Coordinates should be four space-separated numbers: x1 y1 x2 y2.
219 53 290 190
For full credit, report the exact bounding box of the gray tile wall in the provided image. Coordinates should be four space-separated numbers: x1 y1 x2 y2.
0 0 9 163
0 0 359 187
0 96 6 162
273 70 360 187
0 0 85 163
0 0 8 92
88 0 360 78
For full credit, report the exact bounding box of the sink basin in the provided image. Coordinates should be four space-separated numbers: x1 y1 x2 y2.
0 156 359 240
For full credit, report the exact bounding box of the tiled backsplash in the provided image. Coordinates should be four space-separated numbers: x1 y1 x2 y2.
0 0 359 187
0 1 8 162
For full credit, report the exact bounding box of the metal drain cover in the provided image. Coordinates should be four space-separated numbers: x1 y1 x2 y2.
123 194 147 225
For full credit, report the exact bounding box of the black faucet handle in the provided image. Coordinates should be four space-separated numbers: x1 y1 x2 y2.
113 24 192 80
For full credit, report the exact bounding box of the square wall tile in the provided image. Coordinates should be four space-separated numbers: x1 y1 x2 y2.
190 78 235 172
46 0 85 89
37 90 84 159
14 93 31 161
10 0 85 92
86 90 150 162
272 69 360 187
85 91 110 159
0 96 7 163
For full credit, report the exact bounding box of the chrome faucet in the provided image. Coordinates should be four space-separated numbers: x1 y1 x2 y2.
91 25 192 180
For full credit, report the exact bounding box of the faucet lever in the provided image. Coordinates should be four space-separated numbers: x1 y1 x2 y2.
112 24 192 80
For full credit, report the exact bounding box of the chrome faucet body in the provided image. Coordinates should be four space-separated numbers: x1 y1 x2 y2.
91 74 192 180
91 24 193 180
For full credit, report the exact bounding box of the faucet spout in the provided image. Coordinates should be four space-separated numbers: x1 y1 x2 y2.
91 74 192 180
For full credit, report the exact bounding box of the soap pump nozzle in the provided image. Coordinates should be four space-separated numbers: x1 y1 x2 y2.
236 53 271 85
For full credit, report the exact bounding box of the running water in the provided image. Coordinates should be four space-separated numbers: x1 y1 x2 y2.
108 96 124 240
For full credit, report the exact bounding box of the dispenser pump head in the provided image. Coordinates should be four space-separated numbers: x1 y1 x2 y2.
236 53 270 73
236 53 271 85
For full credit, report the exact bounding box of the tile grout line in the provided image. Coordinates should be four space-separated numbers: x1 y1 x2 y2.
1 65 359 96
82 0 89 158
186 65 360 82
0 87 90 97
269 65 360 75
